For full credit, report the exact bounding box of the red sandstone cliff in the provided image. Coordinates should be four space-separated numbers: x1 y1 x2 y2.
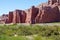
0 0 60 24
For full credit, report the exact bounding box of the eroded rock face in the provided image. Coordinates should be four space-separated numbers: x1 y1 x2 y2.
13 10 26 23
8 12 13 23
36 6 59 23
48 0 57 5
0 14 9 24
26 6 39 24
1 0 60 24
13 10 21 23
20 11 26 23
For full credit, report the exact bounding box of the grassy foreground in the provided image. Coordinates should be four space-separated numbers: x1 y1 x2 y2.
0 23 60 40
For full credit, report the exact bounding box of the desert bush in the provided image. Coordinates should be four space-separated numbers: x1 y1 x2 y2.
0 35 28 40
0 24 60 37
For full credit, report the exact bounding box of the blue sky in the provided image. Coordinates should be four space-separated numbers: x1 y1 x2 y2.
0 0 47 15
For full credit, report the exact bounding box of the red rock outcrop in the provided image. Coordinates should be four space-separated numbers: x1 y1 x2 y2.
13 10 21 23
21 11 26 23
48 0 57 5
0 0 60 24
8 11 13 23
0 14 9 24
13 10 26 23
36 6 59 23
26 6 39 24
